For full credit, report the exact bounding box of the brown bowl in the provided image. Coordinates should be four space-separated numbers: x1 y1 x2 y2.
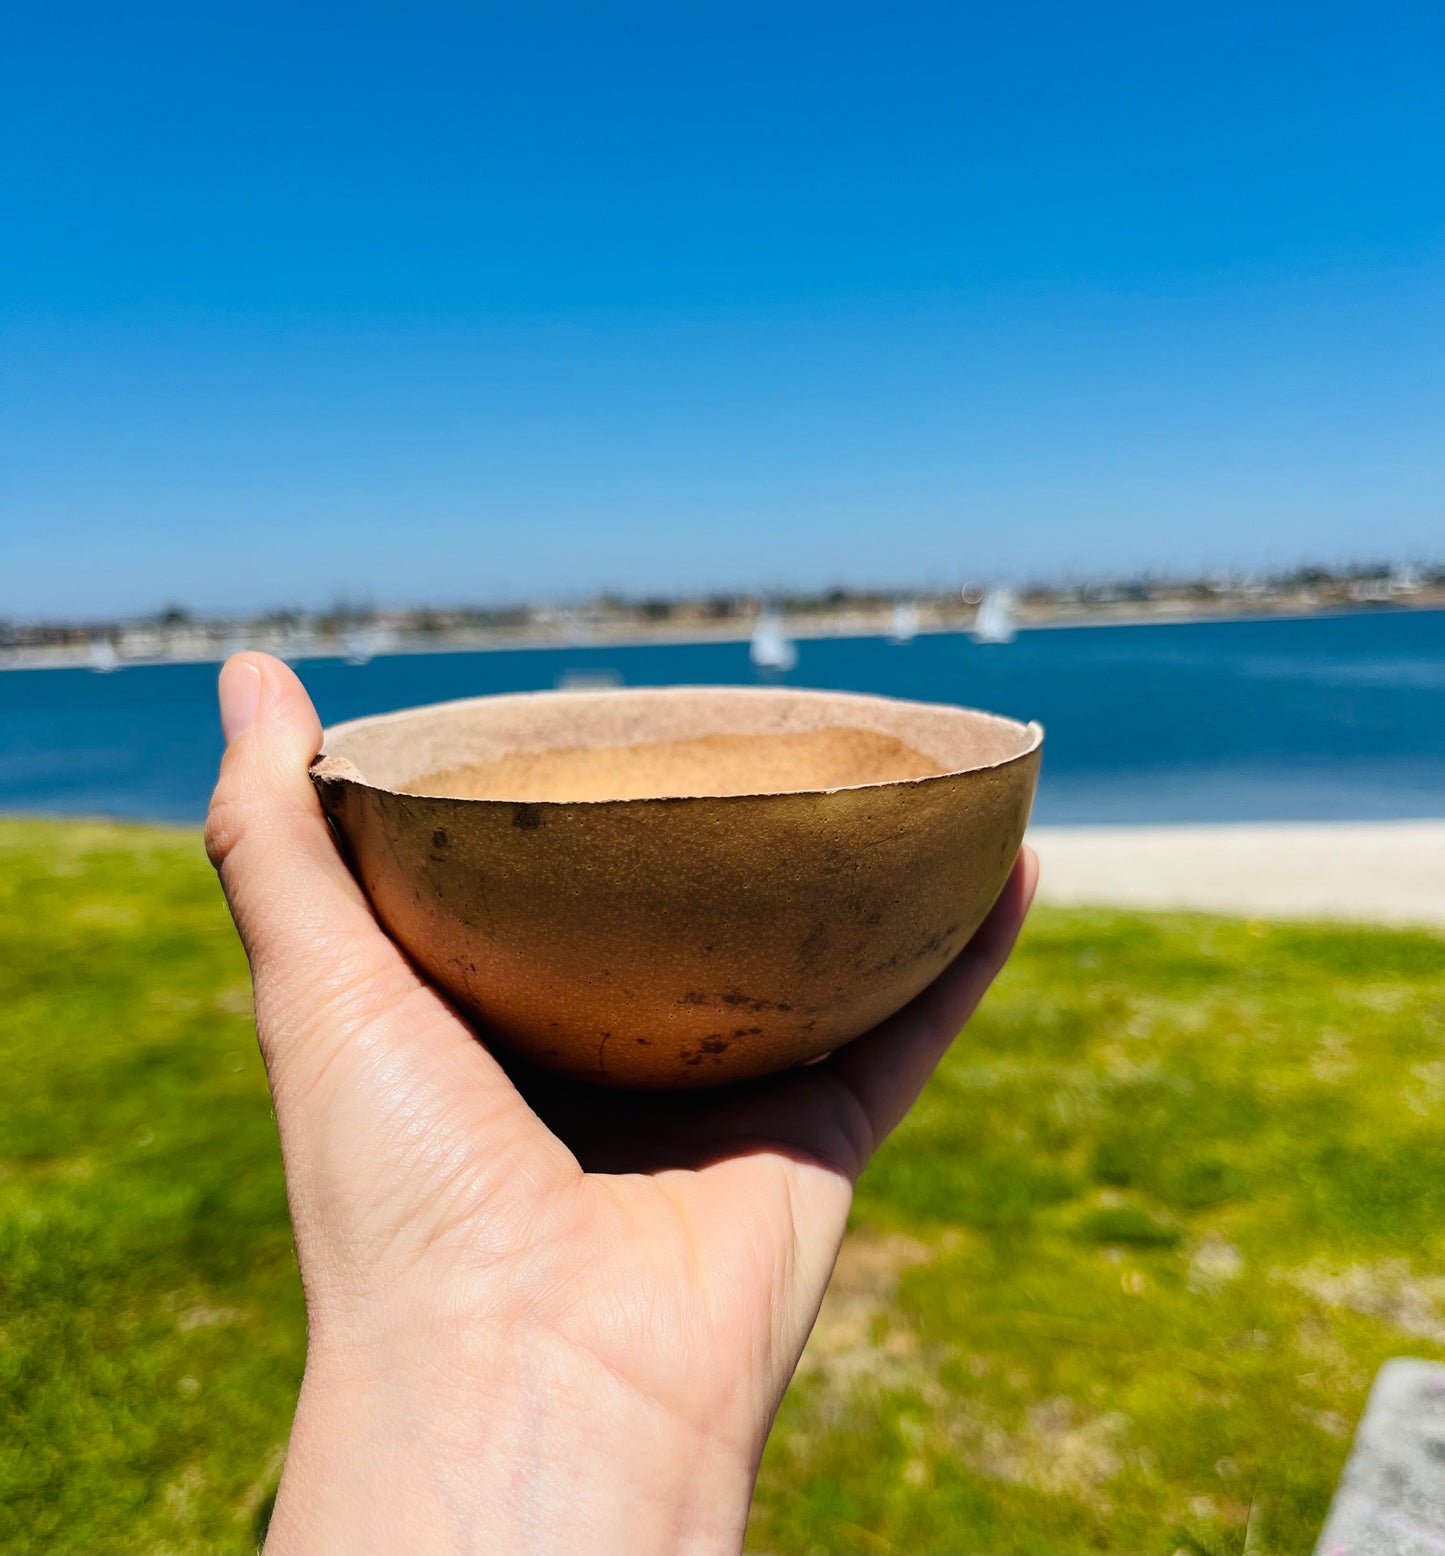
310 686 1042 1089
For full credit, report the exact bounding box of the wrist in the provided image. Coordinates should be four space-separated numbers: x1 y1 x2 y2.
264 1325 759 1556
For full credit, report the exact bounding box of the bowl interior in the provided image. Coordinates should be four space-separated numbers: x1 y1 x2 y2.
317 686 1041 804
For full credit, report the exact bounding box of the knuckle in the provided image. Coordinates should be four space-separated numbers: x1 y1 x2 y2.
825 1077 878 1175
204 791 244 873
796 1074 876 1180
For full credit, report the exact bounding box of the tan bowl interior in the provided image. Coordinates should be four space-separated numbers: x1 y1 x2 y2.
317 686 1041 801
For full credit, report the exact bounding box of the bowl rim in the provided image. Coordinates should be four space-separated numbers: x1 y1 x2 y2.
310 684 1045 807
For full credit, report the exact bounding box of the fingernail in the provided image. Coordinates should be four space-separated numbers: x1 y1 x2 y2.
219 658 262 744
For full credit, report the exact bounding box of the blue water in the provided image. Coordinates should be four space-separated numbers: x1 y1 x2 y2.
2 609 1441 826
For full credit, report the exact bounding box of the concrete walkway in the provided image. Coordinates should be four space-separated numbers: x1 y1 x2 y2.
1028 820 1445 928
1317 1358 1445 1555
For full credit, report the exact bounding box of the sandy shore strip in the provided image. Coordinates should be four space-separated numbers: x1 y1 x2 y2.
1027 820 1445 927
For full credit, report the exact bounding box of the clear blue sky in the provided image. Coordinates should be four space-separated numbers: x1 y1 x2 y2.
3 1 1442 618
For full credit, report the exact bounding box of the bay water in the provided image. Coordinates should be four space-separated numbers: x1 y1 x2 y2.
2 608 1440 827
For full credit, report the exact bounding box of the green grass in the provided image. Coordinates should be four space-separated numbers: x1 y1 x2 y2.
2 820 1444 1553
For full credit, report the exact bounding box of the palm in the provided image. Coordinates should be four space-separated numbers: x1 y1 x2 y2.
265 888 1023 1450
277 924 843 1330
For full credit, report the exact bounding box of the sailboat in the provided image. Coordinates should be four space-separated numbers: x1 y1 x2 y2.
88 636 119 673
971 587 1017 644
749 610 797 673
343 627 376 665
888 600 920 645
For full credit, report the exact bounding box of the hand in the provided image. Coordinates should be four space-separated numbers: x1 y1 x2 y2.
206 652 1037 1556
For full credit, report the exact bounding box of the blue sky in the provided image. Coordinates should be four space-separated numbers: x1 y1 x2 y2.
3 1 1442 618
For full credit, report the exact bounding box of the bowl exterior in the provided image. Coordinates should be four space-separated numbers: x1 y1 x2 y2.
313 751 1039 1088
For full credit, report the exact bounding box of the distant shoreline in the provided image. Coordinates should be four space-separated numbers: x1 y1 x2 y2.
3 599 1440 674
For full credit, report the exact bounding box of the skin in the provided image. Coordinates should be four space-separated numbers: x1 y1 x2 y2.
206 651 1037 1556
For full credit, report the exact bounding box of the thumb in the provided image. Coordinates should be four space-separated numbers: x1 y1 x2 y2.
205 653 419 1059
206 654 567 1231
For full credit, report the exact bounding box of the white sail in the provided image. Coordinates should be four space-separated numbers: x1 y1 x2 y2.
971 588 1017 644
555 668 623 690
888 601 920 644
343 627 375 665
749 611 797 672
89 637 119 673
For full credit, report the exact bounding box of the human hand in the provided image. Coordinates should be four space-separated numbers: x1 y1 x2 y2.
206 652 1036 1556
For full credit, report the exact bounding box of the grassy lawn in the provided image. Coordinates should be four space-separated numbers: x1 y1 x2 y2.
2 819 1444 1554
